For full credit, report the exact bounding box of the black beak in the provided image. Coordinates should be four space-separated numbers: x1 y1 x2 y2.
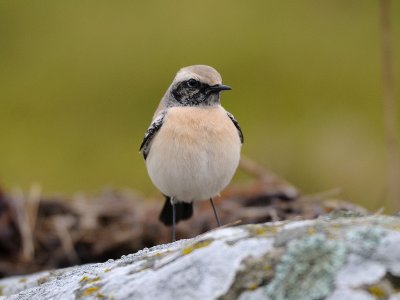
207 84 232 93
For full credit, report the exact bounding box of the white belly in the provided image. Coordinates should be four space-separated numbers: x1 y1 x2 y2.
146 106 241 202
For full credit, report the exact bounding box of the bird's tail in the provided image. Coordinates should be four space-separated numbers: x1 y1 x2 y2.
159 196 193 226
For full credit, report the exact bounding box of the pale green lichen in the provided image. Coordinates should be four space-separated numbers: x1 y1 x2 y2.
219 250 280 300
273 226 310 247
346 226 386 257
266 234 347 300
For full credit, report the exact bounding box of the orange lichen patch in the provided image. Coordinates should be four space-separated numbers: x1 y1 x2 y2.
263 264 272 272
247 283 259 291
80 276 100 284
182 240 213 255
389 224 400 232
307 227 317 235
248 225 278 237
367 284 387 298
82 286 100 296
256 228 266 235
258 226 278 235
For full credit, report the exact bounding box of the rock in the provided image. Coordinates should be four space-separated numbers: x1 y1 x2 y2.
1 215 400 300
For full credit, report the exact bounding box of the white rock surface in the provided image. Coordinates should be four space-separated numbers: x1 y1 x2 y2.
1 215 400 300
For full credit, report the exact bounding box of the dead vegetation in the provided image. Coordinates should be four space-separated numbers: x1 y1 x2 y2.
0 156 367 278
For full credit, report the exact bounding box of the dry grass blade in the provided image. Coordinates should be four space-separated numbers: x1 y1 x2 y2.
12 188 35 262
379 0 400 211
53 216 80 264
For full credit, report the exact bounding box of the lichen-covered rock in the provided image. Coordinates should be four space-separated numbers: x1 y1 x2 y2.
265 234 347 300
1 215 400 300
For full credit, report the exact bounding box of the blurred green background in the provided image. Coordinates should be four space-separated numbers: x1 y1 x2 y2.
1 1 399 210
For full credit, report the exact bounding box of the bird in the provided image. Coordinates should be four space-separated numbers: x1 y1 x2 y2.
139 65 243 241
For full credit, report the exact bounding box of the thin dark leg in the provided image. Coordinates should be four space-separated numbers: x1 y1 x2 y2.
172 198 176 242
210 198 221 227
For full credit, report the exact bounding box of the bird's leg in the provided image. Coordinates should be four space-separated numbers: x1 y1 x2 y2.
210 198 221 227
171 197 176 242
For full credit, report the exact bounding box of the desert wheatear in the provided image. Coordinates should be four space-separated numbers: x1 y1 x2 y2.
140 65 243 241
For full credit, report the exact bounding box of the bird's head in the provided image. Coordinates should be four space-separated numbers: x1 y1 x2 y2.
167 65 231 107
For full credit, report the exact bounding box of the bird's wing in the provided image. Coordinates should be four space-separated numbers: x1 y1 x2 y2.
139 111 167 159
227 112 244 144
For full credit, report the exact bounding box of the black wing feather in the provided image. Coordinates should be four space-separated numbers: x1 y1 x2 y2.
139 111 166 159
227 112 244 143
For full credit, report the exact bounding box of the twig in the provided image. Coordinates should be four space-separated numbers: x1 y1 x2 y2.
379 0 400 210
373 207 385 215
302 187 343 201
239 155 276 181
12 188 35 262
27 184 41 238
53 216 80 264
238 155 299 199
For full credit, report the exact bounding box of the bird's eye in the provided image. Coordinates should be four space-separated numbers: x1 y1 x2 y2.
187 79 199 88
